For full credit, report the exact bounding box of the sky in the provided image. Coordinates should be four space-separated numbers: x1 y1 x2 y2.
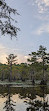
0 0 49 64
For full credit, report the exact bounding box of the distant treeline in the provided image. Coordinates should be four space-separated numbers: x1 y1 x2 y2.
0 45 49 82
0 62 49 81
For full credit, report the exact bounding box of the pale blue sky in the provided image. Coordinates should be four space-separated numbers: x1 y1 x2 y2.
0 0 49 63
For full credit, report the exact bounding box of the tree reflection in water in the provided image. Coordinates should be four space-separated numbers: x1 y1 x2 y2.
0 85 49 111
26 86 49 111
3 85 16 111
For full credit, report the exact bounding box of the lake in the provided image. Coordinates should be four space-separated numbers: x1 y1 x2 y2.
0 85 49 111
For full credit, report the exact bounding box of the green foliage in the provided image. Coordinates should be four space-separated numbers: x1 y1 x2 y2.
6 54 17 81
0 0 20 38
19 63 29 81
6 54 17 65
27 45 49 81
37 45 47 56
0 46 49 81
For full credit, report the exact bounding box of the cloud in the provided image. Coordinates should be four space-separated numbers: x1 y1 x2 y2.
32 24 49 35
43 0 49 6
37 57 42 62
17 55 29 64
30 0 49 14
0 54 7 64
0 44 28 64
32 28 43 35
0 44 8 64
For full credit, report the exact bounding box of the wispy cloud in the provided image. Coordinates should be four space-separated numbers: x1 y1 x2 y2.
17 55 29 64
43 0 49 6
32 24 49 35
29 0 49 14
32 28 43 35
0 44 28 64
0 44 8 64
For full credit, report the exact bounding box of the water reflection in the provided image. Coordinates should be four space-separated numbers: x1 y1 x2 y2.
26 86 49 111
0 85 49 111
3 85 16 111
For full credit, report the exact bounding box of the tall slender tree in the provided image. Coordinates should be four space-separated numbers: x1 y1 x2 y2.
27 52 37 84
6 54 17 81
28 45 49 84
37 45 49 84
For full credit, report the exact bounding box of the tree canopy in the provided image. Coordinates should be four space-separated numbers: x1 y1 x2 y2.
0 0 20 38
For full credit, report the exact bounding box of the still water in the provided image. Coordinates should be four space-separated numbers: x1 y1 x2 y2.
0 85 49 111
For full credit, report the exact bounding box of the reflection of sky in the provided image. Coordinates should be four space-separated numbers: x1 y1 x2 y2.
0 0 49 63
0 94 29 111
0 93 49 111
33 95 49 103
12 94 29 111
0 97 6 111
